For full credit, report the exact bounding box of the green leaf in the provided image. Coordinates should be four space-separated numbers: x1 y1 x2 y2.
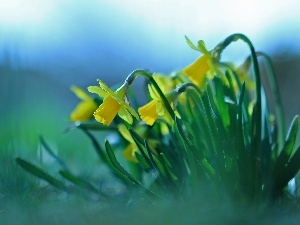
257 52 285 150
273 115 299 178
214 77 230 128
159 152 178 182
129 129 153 170
144 140 165 182
16 158 67 191
59 170 100 194
200 158 215 178
75 122 118 131
81 128 133 185
273 115 299 193
39 135 69 171
105 140 163 199
80 129 110 164
277 145 300 191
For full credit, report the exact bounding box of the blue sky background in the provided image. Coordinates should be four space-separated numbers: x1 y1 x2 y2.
1 0 300 85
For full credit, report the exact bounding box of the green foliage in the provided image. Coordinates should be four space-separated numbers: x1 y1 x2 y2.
15 33 300 208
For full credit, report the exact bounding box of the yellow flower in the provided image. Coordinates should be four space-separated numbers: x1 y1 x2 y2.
138 84 173 126
182 38 218 88
88 80 139 126
182 54 211 86
70 85 98 121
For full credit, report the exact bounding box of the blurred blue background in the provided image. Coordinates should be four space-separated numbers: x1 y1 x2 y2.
1 0 299 162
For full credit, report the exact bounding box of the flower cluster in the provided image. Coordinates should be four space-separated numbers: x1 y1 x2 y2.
66 34 300 204
70 37 223 128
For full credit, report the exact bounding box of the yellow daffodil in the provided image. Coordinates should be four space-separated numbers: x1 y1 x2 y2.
88 80 139 126
70 85 98 121
138 84 173 126
182 38 219 88
182 54 211 86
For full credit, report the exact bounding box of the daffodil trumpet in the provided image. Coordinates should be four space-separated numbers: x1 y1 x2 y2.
88 80 139 126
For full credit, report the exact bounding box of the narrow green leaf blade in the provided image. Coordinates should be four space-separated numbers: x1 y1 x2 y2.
59 170 99 194
273 115 299 178
105 140 163 199
275 145 300 193
16 158 66 191
39 135 69 171
75 122 118 131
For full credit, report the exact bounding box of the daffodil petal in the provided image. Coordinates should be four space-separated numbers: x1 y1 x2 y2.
118 124 134 143
98 80 116 96
94 95 120 126
70 100 98 121
138 100 159 126
148 84 160 100
123 144 138 163
71 86 93 101
197 40 209 55
182 54 210 86
88 86 109 98
118 106 133 125
156 101 164 116
122 102 140 120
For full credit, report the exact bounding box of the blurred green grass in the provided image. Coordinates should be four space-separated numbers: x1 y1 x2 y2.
0 64 109 201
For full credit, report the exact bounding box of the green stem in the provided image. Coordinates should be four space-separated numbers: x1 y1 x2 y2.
174 82 202 97
125 69 176 120
213 33 262 150
256 52 285 149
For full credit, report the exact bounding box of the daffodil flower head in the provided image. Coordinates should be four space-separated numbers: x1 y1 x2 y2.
138 84 174 126
70 85 98 121
88 80 139 126
182 37 220 88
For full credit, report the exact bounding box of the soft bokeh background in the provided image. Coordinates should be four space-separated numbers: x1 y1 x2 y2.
1 0 299 173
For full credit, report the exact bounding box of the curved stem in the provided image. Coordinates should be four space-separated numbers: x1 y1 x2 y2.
256 52 285 149
174 82 202 97
125 69 176 120
213 33 262 148
213 33 263 196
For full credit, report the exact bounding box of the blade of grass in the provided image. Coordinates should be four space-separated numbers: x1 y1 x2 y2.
276 145 300 192
75 122 118 131
59 170 100 194
16 157 67 191
105 140 164 199
39 135 69 171
129 129 153 170
80 128 110 164
256 52 285 150
80 128 133 185
273 115 299 179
